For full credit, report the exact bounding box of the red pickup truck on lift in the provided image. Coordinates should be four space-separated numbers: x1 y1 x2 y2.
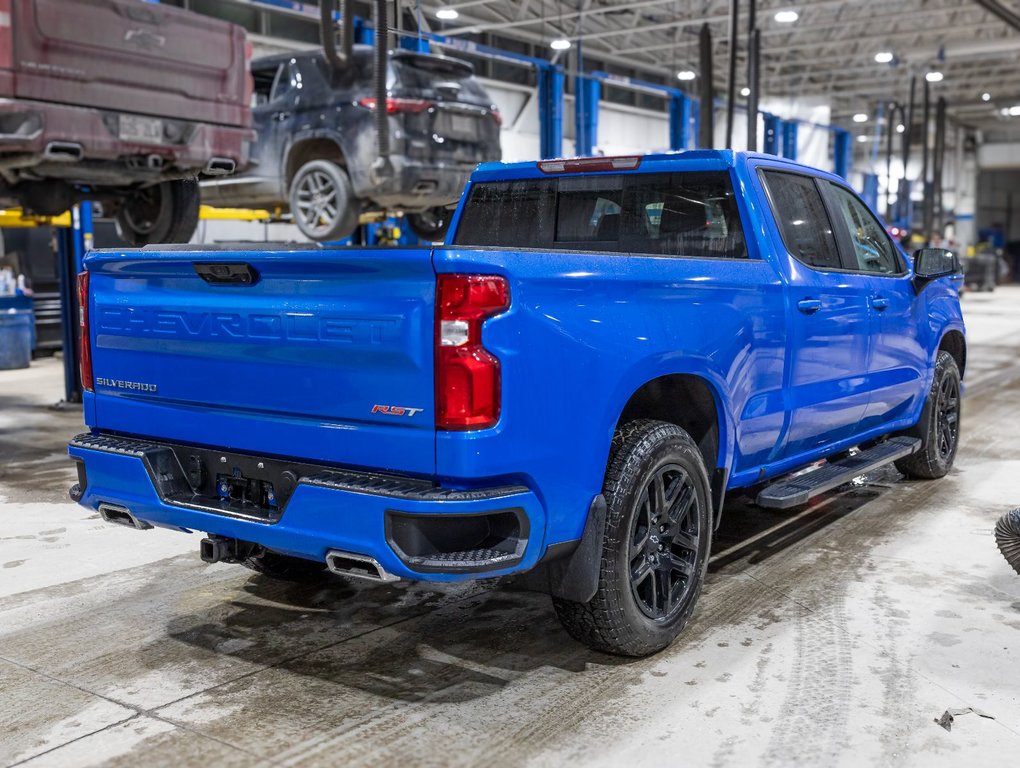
0 0 252 244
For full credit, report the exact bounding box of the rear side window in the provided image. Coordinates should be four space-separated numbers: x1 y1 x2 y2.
761 171 841 270
454 171 747 259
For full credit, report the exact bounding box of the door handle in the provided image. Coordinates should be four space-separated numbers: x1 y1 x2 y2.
871 297 889 311
797 298 822 314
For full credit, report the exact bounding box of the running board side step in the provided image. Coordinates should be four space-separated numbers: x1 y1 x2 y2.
756 436 921 510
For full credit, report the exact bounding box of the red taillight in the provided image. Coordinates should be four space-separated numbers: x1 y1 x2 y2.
77 271 93 393
436 275 509 431
537 155 642 174
358 97 433 114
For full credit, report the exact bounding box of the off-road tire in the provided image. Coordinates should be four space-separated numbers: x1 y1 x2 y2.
288 160 360 242
115 178 200 245
241 549 332 584
895 350 961 479
553 419 712 657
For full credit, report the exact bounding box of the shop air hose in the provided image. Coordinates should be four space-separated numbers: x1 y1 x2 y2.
995 508 1020 575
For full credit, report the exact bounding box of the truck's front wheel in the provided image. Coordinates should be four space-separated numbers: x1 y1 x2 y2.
895 350 961 479
553 420 712 657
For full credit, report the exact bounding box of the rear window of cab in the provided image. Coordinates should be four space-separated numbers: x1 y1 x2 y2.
453 170 748 259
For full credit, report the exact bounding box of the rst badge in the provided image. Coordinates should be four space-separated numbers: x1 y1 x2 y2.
372 405 424 417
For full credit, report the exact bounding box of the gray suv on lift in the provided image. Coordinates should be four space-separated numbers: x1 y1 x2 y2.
202 46 502 241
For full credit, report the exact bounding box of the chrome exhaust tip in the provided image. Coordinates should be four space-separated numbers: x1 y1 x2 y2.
98 503 152 531
42 141 84 162
325 550 399 583
203 157 236 176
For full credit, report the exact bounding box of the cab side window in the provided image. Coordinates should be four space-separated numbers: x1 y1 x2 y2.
826 183 903 275
760 171 841 270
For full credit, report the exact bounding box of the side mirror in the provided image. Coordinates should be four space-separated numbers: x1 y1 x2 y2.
913 247 960 280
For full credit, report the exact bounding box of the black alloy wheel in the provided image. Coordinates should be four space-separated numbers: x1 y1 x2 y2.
629 464 701 620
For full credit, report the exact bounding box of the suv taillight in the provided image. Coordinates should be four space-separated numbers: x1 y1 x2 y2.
436 275 509 430
77 271 93 393
358 97 433 114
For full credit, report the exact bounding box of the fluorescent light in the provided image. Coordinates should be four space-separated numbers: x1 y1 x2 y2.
874 51 894 64
677 70 696 81
853 113 868 123
856 135 867 143
982 92 991 102
925 71 943 83
896 124 905 133
741 87 751 96
435 7 458 20
550 38 571 51
774 10 799 23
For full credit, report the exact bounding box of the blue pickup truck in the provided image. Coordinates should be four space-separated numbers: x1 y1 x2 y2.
68 150 965 656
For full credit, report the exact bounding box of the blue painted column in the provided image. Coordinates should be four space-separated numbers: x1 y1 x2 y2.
692 100 701 148
862 173 879 210
537 65 564 159
668 93 692 151
763 114 780 156
574 75 600 156
353 16 373 45
833 129 852 179
781 121 798 161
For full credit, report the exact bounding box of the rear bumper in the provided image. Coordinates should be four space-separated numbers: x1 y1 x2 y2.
0 98 252 180
355 155 477 210
67 433 546 582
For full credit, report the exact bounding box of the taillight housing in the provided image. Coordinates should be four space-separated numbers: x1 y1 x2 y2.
436 275 509 430
358 97 433 114
77 271 93 393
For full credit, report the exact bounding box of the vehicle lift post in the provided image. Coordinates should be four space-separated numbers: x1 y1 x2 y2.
56 203 93 404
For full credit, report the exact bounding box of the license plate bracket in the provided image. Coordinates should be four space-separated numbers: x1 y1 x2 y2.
119 114 163 144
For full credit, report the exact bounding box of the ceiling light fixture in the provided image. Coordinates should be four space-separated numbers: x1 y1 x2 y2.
1009 105 1020 117
982 92 991 102
856 135 867 143
741 87 751 96
435 7 458 20
550 38 571 51
677 70 696 81
925 71 944 83
896 124 905 133
774 10 799 23
853 113 868 123
874 52 894 64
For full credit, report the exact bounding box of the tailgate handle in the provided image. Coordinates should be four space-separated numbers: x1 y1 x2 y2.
193 263 259 286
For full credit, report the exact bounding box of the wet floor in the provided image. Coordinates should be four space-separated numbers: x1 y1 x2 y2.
1 290 1019 767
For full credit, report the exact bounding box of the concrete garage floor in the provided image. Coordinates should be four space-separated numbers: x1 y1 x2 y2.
1 290 1018 768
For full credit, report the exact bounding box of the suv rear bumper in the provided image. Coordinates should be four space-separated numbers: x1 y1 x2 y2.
355 155 477 210
67 433 544 582
0 98 252 182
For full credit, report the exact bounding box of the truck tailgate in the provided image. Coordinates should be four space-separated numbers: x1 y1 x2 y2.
9 0 248 126
85 246 436 476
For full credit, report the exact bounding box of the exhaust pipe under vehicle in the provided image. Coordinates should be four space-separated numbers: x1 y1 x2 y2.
203 157 236 176
42 142 84 162
325 550 400 583
98 503 153 530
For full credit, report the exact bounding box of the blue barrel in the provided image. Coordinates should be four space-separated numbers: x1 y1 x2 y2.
0 309 33 369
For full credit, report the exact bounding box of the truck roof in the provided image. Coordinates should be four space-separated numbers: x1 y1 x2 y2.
470 150 841 183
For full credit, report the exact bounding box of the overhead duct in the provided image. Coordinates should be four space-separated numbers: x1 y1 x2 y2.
373 0 393 179
320 0 354 71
